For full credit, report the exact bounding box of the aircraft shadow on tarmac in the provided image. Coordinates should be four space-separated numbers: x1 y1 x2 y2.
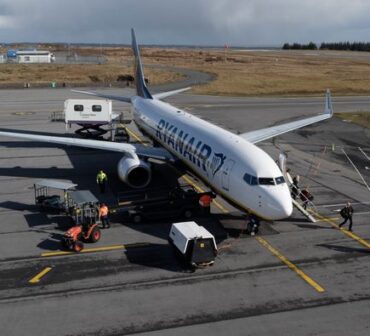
295 223 333 230
0 200 73 229
318 243 370 255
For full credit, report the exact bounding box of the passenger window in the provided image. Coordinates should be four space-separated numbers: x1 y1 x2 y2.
258 177 275 185
92 105 102 112
275 176 285 184
74 105 84 112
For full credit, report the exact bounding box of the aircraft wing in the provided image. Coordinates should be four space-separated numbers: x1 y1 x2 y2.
240 90 333 144
0 131 175 161
71 90 131 103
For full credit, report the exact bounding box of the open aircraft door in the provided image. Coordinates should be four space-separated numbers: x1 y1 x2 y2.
221 159 235 191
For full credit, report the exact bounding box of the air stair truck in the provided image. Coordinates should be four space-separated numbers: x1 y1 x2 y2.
169 221 218 268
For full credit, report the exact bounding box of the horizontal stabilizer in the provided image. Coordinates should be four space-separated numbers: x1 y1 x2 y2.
153 87 191 100
71 89 131 103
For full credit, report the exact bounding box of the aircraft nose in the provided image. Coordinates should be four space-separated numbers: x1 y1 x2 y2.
265 187 293 220
279 198 293 218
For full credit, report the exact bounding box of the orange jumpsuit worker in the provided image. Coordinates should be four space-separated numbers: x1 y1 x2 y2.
199 194 212 215
99 203 110 229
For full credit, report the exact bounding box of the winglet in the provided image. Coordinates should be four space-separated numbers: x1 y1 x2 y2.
131 28 153 99
325 89 333 116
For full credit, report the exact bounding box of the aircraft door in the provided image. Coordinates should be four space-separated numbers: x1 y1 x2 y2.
221 159 235 191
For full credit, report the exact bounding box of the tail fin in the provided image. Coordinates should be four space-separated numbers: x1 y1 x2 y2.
131 28 152 99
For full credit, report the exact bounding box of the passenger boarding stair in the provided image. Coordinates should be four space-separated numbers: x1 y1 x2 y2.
292 198 317 223
278 153 317 223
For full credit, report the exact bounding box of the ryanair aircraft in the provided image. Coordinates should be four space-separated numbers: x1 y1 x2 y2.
0 29 333 220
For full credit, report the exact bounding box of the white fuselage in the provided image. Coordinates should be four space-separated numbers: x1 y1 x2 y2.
131 96 293 220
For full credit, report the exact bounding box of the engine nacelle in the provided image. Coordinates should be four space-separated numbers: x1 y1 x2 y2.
117 156 151 188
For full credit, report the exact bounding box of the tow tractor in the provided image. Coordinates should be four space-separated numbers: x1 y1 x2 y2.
62 190 101 252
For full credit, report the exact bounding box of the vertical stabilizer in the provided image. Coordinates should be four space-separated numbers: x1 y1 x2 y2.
131 28 152 99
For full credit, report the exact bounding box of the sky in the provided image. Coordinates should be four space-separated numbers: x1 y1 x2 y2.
1 0 370 46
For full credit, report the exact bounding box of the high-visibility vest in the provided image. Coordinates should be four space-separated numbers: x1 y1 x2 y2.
199 194 212 207
99 206 108 217
97 172 107 183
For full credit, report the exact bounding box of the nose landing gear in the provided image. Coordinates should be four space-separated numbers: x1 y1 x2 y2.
247 214 260 236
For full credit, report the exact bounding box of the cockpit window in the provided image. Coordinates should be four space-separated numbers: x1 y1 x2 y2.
258 177 275 185
275 176 285 184
243 173 258 185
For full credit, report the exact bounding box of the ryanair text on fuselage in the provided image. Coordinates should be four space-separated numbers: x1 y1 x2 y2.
156 119 227 178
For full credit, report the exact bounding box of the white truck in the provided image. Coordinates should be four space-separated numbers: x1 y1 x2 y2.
169 221 218 268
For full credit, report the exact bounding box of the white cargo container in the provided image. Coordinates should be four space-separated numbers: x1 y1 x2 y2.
169 221 217 267
64 99 114 127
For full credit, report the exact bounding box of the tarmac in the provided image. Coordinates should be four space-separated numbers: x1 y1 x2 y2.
0 87 369 336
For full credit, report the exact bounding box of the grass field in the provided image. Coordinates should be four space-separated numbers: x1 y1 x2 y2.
335 112 370 129
2 46 370 97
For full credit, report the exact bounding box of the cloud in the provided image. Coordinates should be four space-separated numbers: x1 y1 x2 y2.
0 0 370 45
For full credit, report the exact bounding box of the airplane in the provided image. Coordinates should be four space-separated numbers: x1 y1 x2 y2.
0 29 333 221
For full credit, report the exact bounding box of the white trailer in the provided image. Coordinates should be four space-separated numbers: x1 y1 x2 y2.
169 221 217 268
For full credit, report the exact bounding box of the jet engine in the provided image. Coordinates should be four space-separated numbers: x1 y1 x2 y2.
117 155 151 188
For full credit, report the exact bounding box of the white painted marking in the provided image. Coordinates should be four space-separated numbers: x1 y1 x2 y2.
342 148 370 192
318 201 370 208
359 147 370 162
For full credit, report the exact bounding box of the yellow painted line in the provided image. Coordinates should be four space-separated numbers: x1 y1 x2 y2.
124 126 149 147
41 243 150 258
29 267 52 284
318 217 339 222
309 210 370 249
41 244 125 257
256 237 325 293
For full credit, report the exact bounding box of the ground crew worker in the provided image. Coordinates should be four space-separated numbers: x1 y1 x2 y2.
339 202 354 232
96 170 108 194
199 193 212 215
291 174 300 200
99 203 110 229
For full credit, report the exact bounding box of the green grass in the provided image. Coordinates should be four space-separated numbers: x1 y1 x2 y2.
335 112 370 128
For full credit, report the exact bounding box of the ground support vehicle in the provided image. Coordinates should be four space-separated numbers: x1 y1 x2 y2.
62 222 101 252
34 179 77 212
62 190 101 252
116 184 214 223
169 221 218 268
